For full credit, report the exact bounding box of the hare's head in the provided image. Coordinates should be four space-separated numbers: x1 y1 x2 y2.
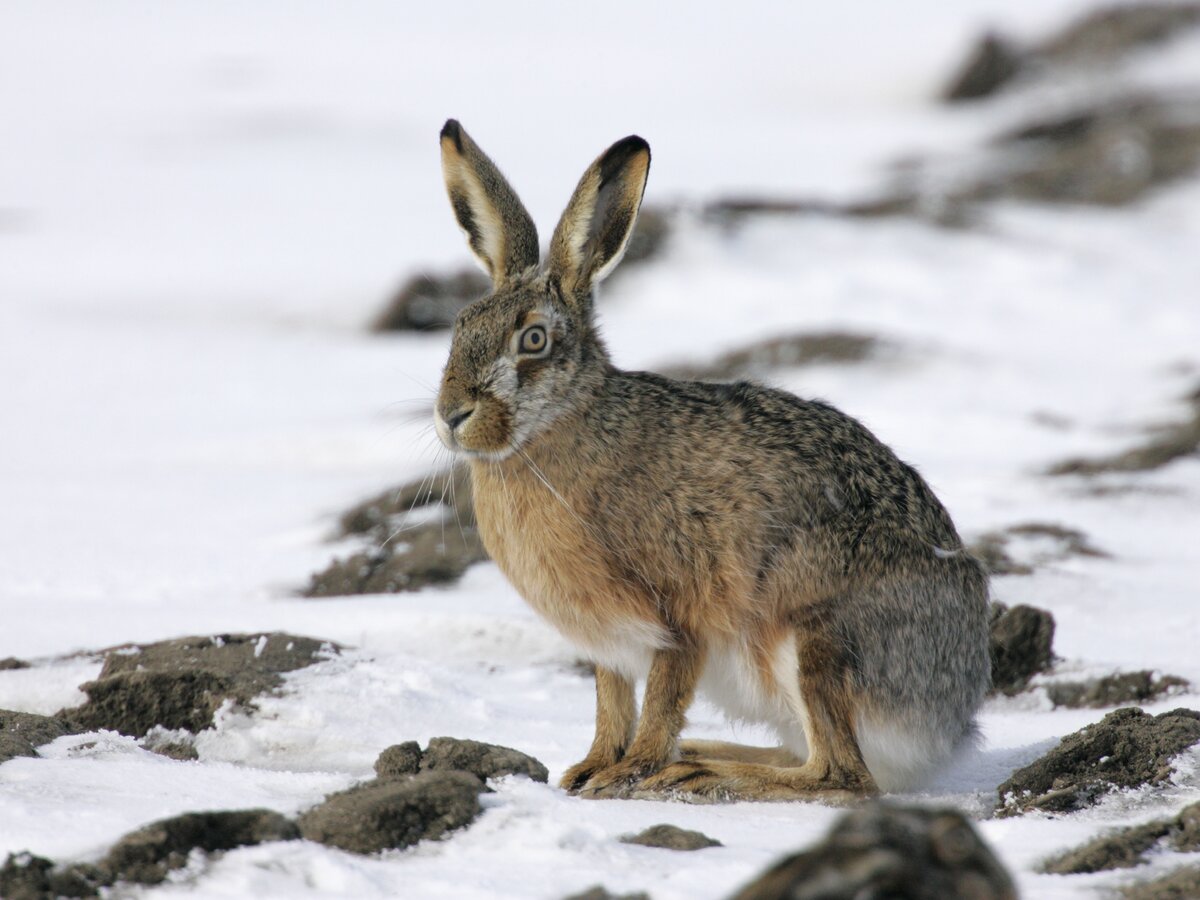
434 120 650 459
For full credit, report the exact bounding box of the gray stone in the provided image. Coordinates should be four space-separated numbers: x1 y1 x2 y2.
298 770 485 855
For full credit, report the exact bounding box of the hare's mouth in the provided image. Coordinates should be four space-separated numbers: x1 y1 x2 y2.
433 402 516 460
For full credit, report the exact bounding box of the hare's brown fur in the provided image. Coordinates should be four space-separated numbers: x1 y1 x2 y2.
433 120 990 799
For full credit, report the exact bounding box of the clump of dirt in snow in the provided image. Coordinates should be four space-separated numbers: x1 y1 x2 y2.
562 888 651 900
619 824 722 851
298 737 547 855
1042 799 1200 874
1047 671 1190 710
942 3 1200 102
371 207 671 332
970 522 1109 577
297 770 486 855
662 331 885 382
988 603 1057 695
1121 865 1200 899
1048 382 1200 476
0 710 75 764
997 707 1200 816
419 736 549 783
0 809 299 898
59 633 337 738
305 466 486 597
729 803 1016 900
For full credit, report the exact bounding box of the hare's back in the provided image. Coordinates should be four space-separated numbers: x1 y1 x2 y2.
603 371 961 547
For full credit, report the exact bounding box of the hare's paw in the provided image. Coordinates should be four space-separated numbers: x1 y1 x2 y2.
633 760 735 801
577 757 662 799
560 754 619 793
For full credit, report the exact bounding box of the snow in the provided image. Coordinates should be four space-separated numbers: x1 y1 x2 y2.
2 1 1200 898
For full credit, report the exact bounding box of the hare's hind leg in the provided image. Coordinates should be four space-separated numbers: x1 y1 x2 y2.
679 740 804 767
640 620 877 801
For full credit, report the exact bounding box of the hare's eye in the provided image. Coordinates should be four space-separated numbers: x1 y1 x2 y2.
518 325 549 354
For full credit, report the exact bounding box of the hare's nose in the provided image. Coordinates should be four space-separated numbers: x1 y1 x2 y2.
445 406 475 430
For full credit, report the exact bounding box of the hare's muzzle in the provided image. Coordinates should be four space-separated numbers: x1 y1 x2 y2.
434 403 474 451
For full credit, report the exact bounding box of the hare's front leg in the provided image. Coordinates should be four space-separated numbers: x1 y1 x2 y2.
560 666 637 792
579 643 703 799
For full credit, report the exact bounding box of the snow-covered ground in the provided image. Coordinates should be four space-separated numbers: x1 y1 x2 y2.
2 2 1199 897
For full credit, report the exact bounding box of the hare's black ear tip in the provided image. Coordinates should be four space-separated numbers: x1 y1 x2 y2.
617 135 650 159
598 135 651 185
440 119 464 151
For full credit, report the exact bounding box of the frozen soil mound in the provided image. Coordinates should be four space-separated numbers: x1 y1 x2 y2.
0 738 547 895
299 737 545 854
729 803 1016 900
0 710 74 764
998 708 1200 816
59 633 337 738
1043 799 1200 874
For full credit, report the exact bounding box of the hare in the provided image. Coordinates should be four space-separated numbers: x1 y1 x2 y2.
432 119 990 801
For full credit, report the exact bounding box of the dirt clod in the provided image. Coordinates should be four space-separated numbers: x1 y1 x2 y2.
298 770 485 854
0 852 100 900
371 268 489 332
421 736 548 783
730 803 1016 900
1048 384 1200 475
307 467 488 597
562 889 651 900
98 809 299 885
997 708 1200 816
1122 864 1200 900
988 603 1056 694
0 709 75 764
60 633 336 738
664 331 881 382
1047 671 1189 709
375 741 423 779
619 824 721 851
1043 800 1200 874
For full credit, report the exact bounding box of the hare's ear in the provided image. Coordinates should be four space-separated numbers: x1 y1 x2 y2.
548 135 650 303
440 120 539 287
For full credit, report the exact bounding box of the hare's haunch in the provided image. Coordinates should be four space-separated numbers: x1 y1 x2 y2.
433 119 990 800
